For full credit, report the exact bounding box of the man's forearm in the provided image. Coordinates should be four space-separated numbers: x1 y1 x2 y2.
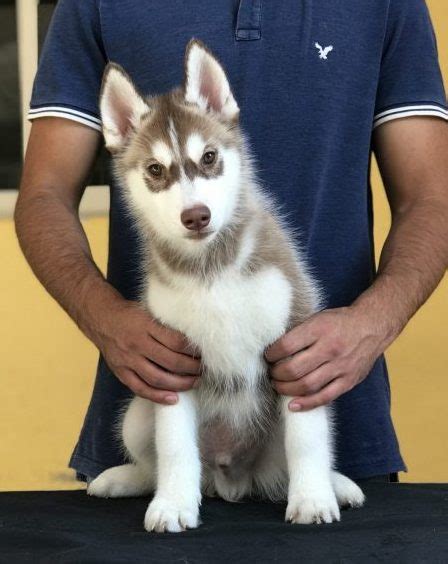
352 198 448 347
14 190 122 339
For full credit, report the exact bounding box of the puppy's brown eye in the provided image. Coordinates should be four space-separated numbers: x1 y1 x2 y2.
147 163 163 177
202 151 216 166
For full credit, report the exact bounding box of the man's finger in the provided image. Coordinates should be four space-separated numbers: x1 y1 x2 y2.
270 345 328 382
145 335 201 375
288 378 346 411
265 321 316 363
147 318 198 356
118 368 179 405
273 362 334 396
135 358 198 392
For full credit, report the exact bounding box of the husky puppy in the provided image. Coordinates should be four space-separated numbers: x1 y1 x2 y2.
88 39 365 532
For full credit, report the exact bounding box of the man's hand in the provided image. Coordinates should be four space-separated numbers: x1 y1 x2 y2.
266 305 392 411
15 118 200 405
83 296 201 405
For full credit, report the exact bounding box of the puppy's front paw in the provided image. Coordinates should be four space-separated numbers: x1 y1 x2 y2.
286 488 340 525
144 495 200 533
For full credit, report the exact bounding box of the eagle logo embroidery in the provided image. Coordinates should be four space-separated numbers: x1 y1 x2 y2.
315 43 334 60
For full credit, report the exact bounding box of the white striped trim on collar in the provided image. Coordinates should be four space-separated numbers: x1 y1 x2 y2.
373 104 448 130
28 106 102 132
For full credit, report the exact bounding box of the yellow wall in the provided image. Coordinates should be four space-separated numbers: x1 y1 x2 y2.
1 217 109 490
1 1 447 490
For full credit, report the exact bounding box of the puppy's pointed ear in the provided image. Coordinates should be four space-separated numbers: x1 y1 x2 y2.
100 63 149 151
184 39 239 121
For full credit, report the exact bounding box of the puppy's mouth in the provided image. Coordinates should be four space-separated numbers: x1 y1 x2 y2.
184 230 214 241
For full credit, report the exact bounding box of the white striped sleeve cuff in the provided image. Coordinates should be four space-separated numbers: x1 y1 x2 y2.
373 103 448 130
28 106 102 132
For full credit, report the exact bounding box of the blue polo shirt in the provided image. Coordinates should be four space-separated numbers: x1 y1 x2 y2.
29 0 447 480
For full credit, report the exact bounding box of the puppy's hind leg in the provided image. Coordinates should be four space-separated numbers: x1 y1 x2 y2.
87 463 153 498
88 397 155 498
331 471 365 508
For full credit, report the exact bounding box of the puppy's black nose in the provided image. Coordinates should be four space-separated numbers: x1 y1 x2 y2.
181 205 211 231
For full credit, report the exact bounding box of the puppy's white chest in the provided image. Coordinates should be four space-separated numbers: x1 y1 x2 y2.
146 267 292 378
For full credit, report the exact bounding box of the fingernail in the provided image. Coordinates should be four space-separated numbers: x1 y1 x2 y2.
165 394 178 404
289 401 302 411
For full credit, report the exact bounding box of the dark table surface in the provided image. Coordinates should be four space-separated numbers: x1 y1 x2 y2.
1 483 447 563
